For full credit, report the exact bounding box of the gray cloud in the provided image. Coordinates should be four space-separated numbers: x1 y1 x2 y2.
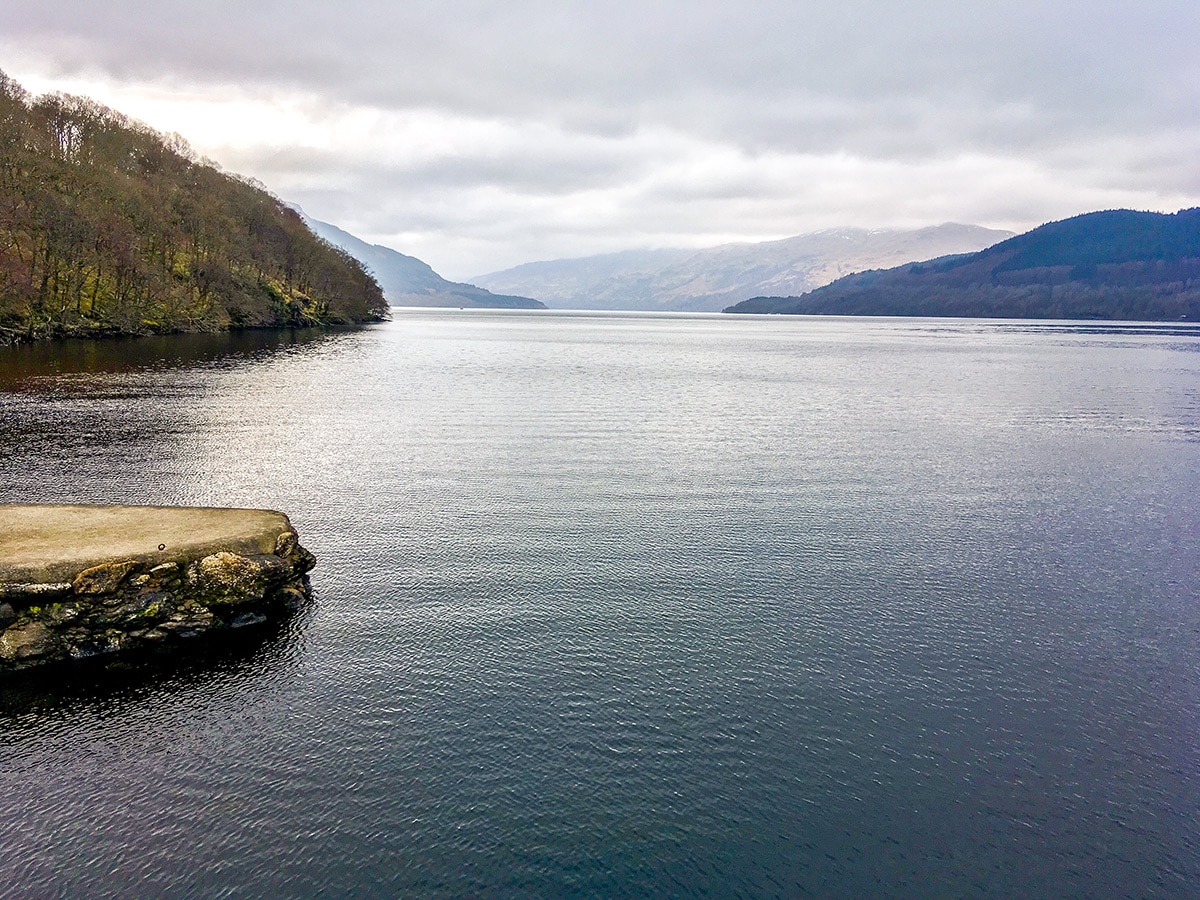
2 0 1197 276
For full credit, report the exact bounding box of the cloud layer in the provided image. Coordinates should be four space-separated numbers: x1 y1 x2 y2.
3 1 1197 277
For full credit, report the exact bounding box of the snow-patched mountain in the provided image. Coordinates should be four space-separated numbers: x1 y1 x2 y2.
473 224 1013 312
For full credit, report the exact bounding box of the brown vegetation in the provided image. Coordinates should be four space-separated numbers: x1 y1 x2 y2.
0 71 387 343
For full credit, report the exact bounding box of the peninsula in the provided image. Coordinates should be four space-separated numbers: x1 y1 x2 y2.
302 213 546 309
0 505 315 670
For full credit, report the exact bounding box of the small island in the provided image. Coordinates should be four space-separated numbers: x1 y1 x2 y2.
0 504 315 670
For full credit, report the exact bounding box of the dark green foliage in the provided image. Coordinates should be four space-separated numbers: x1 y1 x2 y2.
0 71 387 343
726 209 1200 320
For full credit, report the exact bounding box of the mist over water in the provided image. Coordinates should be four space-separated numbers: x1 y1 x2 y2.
2 310 1199 897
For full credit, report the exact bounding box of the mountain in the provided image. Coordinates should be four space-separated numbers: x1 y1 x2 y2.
302 216 545 309
725 209 1200 321
473 224 1013 312
0 72 387 344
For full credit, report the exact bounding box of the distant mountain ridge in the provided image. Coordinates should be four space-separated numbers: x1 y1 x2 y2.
300 215 545 309
725 209 1200 320
473 224 1013 312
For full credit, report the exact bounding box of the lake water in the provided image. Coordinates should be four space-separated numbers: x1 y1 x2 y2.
2 309 1199 898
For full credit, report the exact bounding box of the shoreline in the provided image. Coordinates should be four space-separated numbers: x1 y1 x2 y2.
0 312 389 349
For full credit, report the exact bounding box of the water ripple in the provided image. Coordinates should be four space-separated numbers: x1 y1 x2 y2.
1 311 1199 897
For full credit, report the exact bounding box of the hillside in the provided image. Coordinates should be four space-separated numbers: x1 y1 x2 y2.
0 72 387 343
473 224 1012 312
726 209 1200 320
303 215 545 309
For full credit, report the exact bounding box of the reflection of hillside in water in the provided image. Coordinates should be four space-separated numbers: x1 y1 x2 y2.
0 328 362 503
0 328 341 390
0 601 312 723
905 320 1200 339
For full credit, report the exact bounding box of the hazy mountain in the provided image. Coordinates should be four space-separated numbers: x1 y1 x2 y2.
473 224 1013 312
726 209 1200 321
302 215 545 309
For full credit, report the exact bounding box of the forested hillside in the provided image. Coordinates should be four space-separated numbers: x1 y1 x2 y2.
0 72 387 343
726 209 1200 320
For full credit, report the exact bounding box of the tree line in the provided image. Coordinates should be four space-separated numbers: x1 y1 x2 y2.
0 71 387 343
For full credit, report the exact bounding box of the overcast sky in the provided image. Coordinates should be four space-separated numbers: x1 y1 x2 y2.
2 1 1197 278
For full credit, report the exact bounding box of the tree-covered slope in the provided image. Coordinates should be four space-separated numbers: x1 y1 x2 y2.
0 72 387 343
726 209 1200 320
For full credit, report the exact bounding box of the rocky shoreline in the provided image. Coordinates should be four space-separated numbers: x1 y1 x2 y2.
0 505 315 671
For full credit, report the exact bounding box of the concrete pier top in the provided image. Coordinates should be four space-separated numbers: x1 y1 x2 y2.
0 504 296 585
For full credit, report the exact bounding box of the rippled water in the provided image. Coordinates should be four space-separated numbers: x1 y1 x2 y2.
2 310 1200 898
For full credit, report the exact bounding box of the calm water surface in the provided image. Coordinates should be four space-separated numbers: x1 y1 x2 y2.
1 310 1199 898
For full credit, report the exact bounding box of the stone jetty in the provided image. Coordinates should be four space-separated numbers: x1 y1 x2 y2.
0 504 315 670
